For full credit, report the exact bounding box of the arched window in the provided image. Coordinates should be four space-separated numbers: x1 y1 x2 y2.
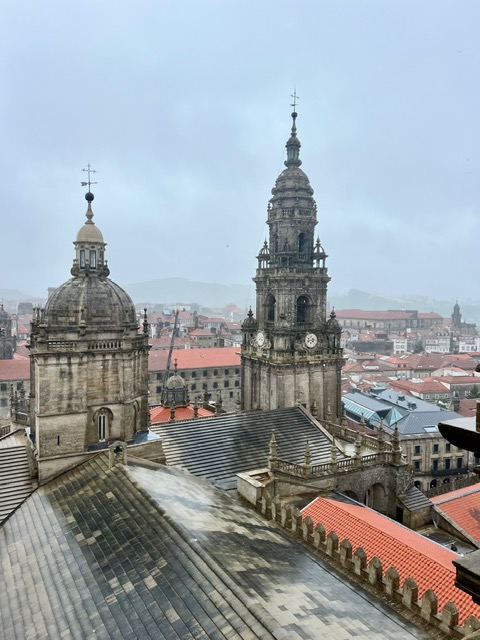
266 294 276 322
296 295 310 324
98 413 107 441
90 249 97 269
96 408 112 442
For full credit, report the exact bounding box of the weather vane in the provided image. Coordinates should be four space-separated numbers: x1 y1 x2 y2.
81 164 98 190
291 89 299 111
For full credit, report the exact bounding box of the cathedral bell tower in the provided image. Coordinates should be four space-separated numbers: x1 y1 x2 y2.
241 109 344 418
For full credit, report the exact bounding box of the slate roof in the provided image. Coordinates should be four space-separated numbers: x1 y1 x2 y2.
431 486 480 546
150 407 346 490
0 453 435 640
395 410 461 435
398 485 432 512
301 495 480 625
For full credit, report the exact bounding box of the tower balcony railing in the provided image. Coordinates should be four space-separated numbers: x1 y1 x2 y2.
255 266 328 277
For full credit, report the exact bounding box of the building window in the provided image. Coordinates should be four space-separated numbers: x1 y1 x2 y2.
433 444 439 453
214 369 218 376
180 372 185 378
235 381 240 387
203 370 208 377
235 368 240 375
414 460 421 470
224 381 229 388
202 383 208 390
80 249 86 268
90 249 97 268
296 295 311 324
445 459 451 470
98 413 107 441
156 386 162 394
266 294 276 322
457 457 464 469
213 382 218 389
225 369 229 375
191 384 196 391
445 443 451 453
414 445 421 455
157 373 162 380
432 459 439 471
0 383 6 392
229 391 233 398
191 371 197 378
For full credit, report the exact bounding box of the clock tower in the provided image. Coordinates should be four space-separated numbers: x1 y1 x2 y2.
241 108 344 419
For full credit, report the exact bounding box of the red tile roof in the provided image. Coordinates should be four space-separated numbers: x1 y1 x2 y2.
150 404 212 423
0 359 30 381
431 486 480 545
336 310 414 320
302 496 480 624
148 346 241 372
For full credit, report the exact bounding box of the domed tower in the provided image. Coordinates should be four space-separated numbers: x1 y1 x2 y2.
29 189 150 482
241 108 344 418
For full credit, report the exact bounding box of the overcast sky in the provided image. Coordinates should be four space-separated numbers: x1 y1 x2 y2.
1 0 479 305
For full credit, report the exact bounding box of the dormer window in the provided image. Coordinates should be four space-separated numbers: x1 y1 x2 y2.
90 249 97 269
80 249 86 268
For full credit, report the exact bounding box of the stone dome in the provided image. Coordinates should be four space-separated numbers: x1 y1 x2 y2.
242 308 257 329
165 373 186 389
45 276 137 330
76 219 104 244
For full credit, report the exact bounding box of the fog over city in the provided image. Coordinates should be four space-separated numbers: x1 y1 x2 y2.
1 0 479 305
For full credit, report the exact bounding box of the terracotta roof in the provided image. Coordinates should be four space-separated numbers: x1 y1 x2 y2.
14 344 30 358
189 329 214 337
336 310 414 320
150 404 212 423
302 496 479 624
431 486 480 545
390 379 449 395
148 346 240 372
418 312 443 319
0 359 30 381
149 336 196 350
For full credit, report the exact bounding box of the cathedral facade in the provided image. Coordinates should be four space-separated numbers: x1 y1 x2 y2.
241 111 344 418
29 191 150 481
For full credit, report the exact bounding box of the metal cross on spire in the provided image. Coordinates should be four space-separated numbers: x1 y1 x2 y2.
290 89 299 111
81 164 98 190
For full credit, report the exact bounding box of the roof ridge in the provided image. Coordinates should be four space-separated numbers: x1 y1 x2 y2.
433 485 480 504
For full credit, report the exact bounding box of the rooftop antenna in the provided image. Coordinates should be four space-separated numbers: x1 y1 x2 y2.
81 163 98 191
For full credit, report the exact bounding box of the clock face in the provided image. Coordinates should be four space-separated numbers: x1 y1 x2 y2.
256 331 266 347
305 333 318 349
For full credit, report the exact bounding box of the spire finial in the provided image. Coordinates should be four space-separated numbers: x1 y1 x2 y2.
290 89 299 114
285 93 301 167
81 164 98 193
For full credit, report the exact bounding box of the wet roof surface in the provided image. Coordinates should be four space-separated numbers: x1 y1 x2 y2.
150 406 346 490
0 453 434 639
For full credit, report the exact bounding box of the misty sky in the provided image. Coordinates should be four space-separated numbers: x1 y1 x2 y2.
1 0 479 305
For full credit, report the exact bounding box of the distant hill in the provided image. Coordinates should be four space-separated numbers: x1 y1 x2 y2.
0 289 35 302
126 277 253 309
330 289 480 324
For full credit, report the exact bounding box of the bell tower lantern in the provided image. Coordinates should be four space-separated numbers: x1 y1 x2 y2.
241 107 344 419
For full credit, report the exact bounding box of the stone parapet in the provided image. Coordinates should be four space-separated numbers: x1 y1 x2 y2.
256 495 479 639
